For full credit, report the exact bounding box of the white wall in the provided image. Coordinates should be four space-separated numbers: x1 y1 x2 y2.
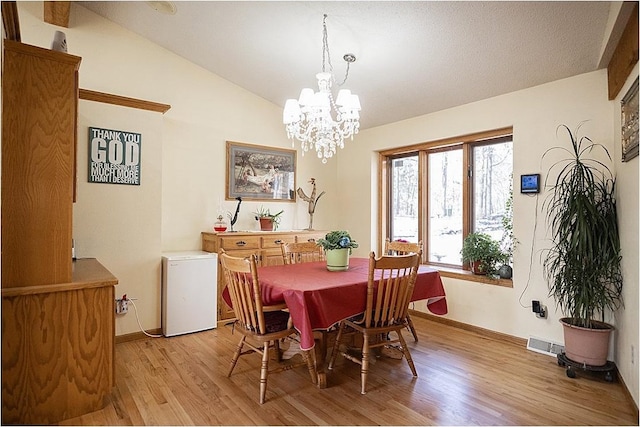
612 63 639 405
17 2 337 336
76 102 163 336
341 69 638 404
343 70 614 342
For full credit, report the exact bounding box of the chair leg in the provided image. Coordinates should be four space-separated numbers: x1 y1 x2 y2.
406 314 419 342
361 333 370 395
259 340 271 404
319 330 328 365
228 336 246 377
302 349 317 385
328 322 346 370
397 331 417 377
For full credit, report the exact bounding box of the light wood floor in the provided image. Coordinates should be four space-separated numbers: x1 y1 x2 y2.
59 316 638 425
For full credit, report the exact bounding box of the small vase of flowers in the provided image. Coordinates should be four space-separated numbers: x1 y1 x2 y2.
318 230 359 271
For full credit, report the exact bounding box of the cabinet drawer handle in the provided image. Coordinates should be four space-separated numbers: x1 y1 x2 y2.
235 241 246 247
274 239 283 244
307 238 316 242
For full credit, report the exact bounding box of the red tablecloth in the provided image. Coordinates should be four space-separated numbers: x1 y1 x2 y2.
223 257 447 350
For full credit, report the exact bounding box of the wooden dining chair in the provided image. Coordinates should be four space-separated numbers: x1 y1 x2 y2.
218 249 316 404
384 238 422 257
327 251 420 394
280 241 325 265
384 238 423 342
280 241 332 361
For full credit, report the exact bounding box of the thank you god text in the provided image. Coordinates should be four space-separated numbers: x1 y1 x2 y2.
89 127 141 185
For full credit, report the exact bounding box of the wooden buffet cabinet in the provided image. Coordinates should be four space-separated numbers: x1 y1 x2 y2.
201 230 326 320
1 40 118 424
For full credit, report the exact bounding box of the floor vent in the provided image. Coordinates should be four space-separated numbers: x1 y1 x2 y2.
527 336 564 357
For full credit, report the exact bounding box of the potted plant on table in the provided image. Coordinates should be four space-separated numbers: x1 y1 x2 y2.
542 124 622 367
253 207 283 231
461 232 507 276
318 230 359 271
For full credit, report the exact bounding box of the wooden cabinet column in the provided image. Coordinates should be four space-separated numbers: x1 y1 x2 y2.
1 40 80 288
1 41 118 424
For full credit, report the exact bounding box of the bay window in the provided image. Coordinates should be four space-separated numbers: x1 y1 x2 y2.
381 128 513 275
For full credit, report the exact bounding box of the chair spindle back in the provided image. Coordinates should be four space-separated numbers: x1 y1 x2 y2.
281 241 325 265
364 252 420 329
219 250 266 334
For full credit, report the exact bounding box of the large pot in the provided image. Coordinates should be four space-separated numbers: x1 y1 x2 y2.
325 248 349 271
560 317 614 367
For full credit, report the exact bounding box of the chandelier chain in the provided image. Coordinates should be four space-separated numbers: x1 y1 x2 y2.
322 14 333 74
322 14 350 87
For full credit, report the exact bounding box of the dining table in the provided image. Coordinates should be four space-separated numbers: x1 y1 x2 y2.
222 257 447 380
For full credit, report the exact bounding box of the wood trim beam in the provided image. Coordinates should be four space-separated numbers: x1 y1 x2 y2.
608 2 639 100
115 329 163 344
79 88 172 114
2 1 21 42
379 126 513 157
43 1 70 28
435 265 513 287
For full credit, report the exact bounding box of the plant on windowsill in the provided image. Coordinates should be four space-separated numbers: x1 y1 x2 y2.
461 232 507 277
318 230 359 271
542 124 622 367
253 207 283 231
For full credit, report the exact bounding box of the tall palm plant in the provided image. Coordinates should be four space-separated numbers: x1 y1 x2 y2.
542 124 623 329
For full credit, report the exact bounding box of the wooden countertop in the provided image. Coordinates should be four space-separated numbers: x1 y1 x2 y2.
1 258 118 297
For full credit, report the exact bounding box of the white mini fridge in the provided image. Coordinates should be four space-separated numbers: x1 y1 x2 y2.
161 251 218 337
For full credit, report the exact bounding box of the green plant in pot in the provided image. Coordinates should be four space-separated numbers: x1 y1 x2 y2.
318 230 358 271
253 207 283 231
542 124 622 367
461 232 507 276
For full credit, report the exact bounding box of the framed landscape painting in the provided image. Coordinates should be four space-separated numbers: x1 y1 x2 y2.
226 141 296 201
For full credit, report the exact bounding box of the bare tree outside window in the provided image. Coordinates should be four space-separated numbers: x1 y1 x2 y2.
473 142 513 242
390 156 419 241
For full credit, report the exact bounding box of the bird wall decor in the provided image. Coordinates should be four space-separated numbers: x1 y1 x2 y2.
297 178 325 230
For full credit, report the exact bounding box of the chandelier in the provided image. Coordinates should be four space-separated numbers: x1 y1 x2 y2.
283 14 361 164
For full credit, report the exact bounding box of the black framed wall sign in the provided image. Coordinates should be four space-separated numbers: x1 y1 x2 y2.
88 126 141 185
520 173 540 193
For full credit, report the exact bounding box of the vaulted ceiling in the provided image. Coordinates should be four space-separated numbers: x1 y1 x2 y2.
75 1 627 130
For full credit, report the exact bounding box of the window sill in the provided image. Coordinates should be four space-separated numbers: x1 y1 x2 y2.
426 264 513 288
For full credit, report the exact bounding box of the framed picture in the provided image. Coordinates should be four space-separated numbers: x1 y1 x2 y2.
226 141 296 201
621 77 638 162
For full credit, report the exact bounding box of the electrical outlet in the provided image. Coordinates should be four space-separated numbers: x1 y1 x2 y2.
532 300 546 318
115 297 128 314
532 300 540 313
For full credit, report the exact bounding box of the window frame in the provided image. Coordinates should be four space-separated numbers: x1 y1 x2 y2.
378 127 513 286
